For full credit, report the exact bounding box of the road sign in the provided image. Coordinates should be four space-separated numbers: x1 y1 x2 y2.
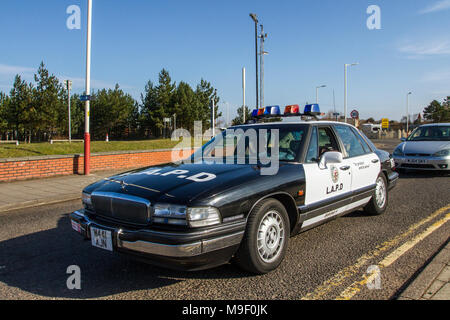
80 95 91 102
350 110 359 119
382 118 389 129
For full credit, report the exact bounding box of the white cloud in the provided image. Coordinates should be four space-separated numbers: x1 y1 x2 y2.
0 63 133 91
59 76 133 90
419 0 450 14
0 64 34 76
398 40 450 58
422 70 450 83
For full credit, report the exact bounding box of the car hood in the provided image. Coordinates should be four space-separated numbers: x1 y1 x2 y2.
396 141 450 155
83 161 277 205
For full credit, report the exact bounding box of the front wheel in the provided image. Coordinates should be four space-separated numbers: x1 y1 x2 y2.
364 174 388 215
234 198 290 274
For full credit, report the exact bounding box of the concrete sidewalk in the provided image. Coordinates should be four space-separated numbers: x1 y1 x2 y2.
398 241 450 300
0 169 124 213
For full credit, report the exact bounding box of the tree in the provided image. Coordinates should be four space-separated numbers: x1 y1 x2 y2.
7 75 34 141
195 79 221 130
231 105 252 126
423 99 450 123
33 62 65 139
173 81 198 132
91 84 137 139
0 92 9 135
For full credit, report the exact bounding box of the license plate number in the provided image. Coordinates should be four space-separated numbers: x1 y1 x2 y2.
407 159 427 164
90 227 113 251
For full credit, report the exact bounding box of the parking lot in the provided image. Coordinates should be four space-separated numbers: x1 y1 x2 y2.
0 140 448 300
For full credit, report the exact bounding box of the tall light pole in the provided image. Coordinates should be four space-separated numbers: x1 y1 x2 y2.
65 80 72 143
259 24 268 108
211 89 217 138
84 0 93 175
315 85 326 104
406 92 412 134
249 13 259 109
242 67 246 123
344 63 359 123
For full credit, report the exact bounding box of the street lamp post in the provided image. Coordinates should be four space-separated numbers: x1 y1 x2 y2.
249 13 259 109
344 63 359 124
66 80 72 143
407 92 412 134
84 0 93 175
316 85 326 104
242 67 246 123
259 24 268 108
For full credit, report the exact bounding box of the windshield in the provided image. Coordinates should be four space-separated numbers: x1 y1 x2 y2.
192 125 307 164
407 126 450 142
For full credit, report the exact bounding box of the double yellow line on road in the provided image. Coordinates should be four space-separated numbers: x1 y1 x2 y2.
301 204 450 300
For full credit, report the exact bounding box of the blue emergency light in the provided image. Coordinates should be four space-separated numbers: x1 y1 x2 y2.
304 104 321 116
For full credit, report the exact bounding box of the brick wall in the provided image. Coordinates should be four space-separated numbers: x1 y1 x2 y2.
0 148 194 183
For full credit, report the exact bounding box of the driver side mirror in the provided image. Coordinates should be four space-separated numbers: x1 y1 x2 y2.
400 138 406 142
319 151 343 169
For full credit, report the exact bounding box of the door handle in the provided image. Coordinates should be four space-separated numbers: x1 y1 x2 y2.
371 159 380 163
340 166 351 171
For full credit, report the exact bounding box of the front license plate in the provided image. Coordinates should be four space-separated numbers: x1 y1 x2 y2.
407 159 427 164
90 226 113 251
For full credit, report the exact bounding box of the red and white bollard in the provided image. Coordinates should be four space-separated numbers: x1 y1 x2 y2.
106 133 109 142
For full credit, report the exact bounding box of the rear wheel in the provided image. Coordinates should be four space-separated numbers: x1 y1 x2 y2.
234 198 290 274
364 174 388 215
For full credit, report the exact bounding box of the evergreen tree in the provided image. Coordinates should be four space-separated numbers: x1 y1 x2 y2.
140 80 158 137
232 105 252 126
423 100 446 123
90 84 136 139
33 61 64 138
7 75 34 141
195 79 222 130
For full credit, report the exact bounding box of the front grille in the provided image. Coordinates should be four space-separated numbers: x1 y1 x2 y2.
91 192 151 225
405 153 431 157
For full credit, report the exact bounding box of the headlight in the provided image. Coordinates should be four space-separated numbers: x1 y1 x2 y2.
393 147 404 157
187 207 221 228
82 192 92 209
153 203 187 226
433 149 450 157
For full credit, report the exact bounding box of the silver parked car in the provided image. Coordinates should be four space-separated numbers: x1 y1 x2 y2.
393 123 450 171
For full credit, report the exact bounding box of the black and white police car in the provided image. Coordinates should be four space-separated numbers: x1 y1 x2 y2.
70 104 398 274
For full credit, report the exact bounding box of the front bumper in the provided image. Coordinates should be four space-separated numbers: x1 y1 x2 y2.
394 156 450 171
70 210 245 271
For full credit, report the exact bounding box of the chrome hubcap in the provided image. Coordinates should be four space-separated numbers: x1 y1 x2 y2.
257 210 285 263
375 177 386 208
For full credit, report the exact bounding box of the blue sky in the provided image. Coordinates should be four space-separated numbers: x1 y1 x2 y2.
1 0 450 122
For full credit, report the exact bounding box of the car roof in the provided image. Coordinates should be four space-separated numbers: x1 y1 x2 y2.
419 123 450 127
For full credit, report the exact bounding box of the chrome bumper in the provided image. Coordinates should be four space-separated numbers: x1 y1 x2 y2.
70 210 245 258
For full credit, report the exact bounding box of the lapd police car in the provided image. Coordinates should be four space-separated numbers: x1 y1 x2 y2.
70 104 398 274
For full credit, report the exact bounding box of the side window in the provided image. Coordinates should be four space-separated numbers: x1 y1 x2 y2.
334 125 366 158
318 127 340 157
306 127 318 163
351 127 372 153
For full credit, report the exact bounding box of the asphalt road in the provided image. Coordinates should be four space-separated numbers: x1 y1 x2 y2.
0 141 449 300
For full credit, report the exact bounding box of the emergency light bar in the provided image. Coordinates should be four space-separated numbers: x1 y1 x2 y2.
251 104 321 120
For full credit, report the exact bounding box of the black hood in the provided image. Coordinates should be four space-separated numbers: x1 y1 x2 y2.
84 162 272 205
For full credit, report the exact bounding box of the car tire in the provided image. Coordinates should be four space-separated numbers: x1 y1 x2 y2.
364 173 388 216
234 198 290 274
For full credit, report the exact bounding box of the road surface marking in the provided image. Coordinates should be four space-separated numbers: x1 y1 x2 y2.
336 213 450 300
301 204 450 300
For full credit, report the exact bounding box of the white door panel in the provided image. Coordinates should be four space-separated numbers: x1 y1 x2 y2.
350 153 380 191
303 161 352 206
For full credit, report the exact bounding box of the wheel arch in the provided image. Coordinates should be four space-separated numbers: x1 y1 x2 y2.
247 192 299 235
